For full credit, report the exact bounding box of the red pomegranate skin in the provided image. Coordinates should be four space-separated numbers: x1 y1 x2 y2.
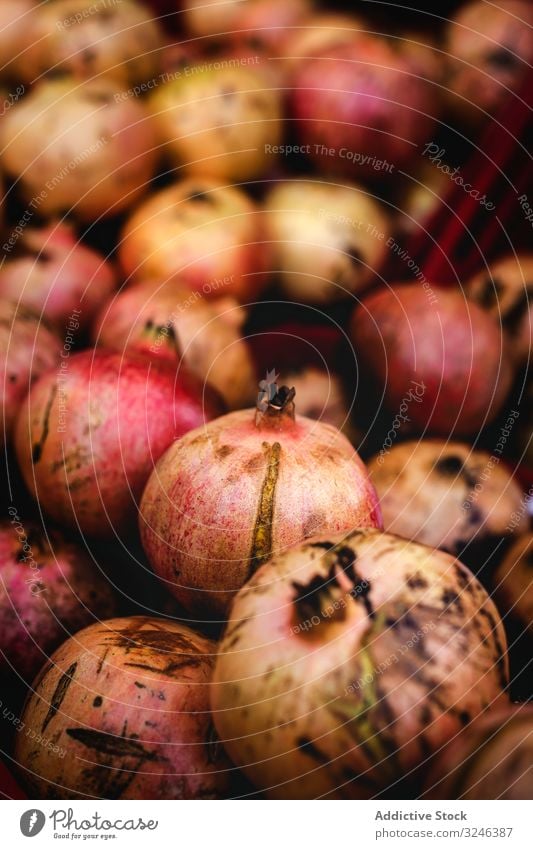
351 284 514 436
0 520 116 682
15 350 222 537
15 616 231 799
0 223 116 330
291 37 437 176
140 400 382 617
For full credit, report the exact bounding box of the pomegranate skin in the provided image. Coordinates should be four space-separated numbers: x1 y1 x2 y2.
351 284 514 436
15 350 222 537
140 402 381 617
0 520 116 682
211 529 508 799
0 223 116 330
15 616 231 799
290 37 437 177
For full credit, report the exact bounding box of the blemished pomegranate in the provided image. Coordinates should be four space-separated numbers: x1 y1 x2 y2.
444 0 533 128
0 520 116 682
119 178 270 302
149 60 282 182
211 528 508 799
1 77 158 220
0 222 116 330
368 440 527 558
264 179 390 303
15 350 222 537
93 279 256 410
351 283 514 436
15 616 231 799
493 533 533 637
290 36 437 177
140 379 381 617
0 300 60 448
465 254 533 366
424 706 533 800
22 0 163 87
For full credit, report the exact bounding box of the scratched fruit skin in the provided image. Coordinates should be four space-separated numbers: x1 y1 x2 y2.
351 284 514 436
211 529 509 799
369 441 527 557
0 521 116 681
15 350 221 537
15 616 231 799
424 705 533 800
0 300 60 449
139 400 381 618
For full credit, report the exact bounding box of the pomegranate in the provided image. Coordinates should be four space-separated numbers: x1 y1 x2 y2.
424 705 532 800
212 528 508 799
351 283 514 436
149 59 282 181
493 533 533 637
0 1 36 81
182 0 246 38
15 616 231 799
277 366 359 444
281 13 367 70
227 0 312 56
0 222 116 330
265 179 390 303
22 0 163 87
1 77 158 220
15 349 222 537
0 519 116 682
369 440 527 558
119 178 270 302
0 300 60 449
93 279 256 409
140 379 381 617
445 0 533 128
465 254 533 366
290 36 438 177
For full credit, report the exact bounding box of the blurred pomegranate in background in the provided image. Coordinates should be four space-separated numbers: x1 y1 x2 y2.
265 179 390 303
227 0 312 55
15 350 222 537
0 520 116 682
149 60 281 181
0 223 116 330
0 300 60 449
93 279 256 409
444 0 533 128
0 1 37 81
351 283 514 436
493 533 533 637
140 380 381 617
1 77 158 220
291 36 438 177
119 178 270 301
21 0 164 87
465 254 533 367
277 366 359 443
281 13 367 70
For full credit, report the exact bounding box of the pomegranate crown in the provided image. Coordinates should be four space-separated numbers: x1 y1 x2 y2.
255 371 295 428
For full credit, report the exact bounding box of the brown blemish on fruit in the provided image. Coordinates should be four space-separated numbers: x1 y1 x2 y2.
32 384 58 463
66 727 162 760
248 442 281 576
41 662 77 732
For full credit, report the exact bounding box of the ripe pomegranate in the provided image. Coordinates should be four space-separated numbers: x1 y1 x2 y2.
369 440 527 559
0 300 60 449
212 528 508 799
15 350 222 537
277 366 359 444
351 283 514 436
493 533 533 637
149 60 282 181
93 279 256 409
22 0 163 87
424 706 532 800
15 616 231 799
140 380 381 617
1 77 158 220
265 179 390 303
0 520 115 682
0 222 116 330
465 254 533 366
445 0 533 128
119 178 270 302
290 36 438 177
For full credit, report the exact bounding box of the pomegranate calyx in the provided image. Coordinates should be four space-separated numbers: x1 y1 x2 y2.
255 381 296 430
